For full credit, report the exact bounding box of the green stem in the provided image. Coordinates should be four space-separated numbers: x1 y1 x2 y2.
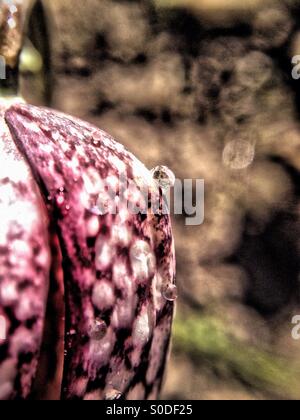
173 314 300 399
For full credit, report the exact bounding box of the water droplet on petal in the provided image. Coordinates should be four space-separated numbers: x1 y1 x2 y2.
55 188 69 210
162 284 178 302
151 165 175 190
105 389 123 400
89 318 107 341
9 5 18 14
56 194 65 206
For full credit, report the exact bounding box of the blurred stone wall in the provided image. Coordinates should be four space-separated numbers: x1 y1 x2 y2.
25 0 300 399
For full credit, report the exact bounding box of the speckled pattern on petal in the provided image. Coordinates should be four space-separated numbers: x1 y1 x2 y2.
5 103 176 400
0 102 51 400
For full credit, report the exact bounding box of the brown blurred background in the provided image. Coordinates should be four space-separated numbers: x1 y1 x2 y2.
21 0 300 400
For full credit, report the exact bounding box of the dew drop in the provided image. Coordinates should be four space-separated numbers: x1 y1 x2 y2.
105 388 123 401
89 318 107 341
162 284 178 302
56 194 65 206
67 329 76 337
55 188 67 207
151 165 175 190
9 5 18 14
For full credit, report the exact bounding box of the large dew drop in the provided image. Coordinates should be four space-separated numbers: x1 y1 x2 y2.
151 165 176 190
162 284 178 302
88 318 107 341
